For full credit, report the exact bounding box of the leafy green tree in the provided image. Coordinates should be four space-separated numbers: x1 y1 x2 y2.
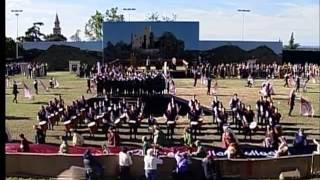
105 7 124 22
85 7 124 40
18 22 45 42
6 37 24 58
146 12 160 21
284 32 300 49
45 33 67 41
70 29 81 42
85 10 104 40
157 32 184 58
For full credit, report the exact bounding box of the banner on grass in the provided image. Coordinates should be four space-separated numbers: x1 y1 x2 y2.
39 80 49 91
23 82 33 99
300 97 314 117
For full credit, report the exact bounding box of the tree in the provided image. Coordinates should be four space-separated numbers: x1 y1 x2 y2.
284 32 300 49
18 22 45 42
85 10 104 40
6 37 24 58
146 12 160 21
105 7 124 22
157 32 184 58
162 13 177 21
84 7 124 40
70 29 81 42
45 34 67 41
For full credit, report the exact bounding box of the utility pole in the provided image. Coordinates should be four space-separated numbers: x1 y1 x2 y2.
11 9 23 59
237 9 250 41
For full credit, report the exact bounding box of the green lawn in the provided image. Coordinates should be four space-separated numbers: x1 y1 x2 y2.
5 72 320 147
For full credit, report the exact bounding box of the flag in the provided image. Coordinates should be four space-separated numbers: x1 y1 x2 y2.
6 78 9 89
39 80 49 91
97 62 101 74
54 79 60 88
288 89 294 105
23 82 33 100
300 97 314 117
212 81 218 94
312 78 316 84
289 77 296 87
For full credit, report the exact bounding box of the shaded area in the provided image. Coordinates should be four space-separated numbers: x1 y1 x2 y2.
6 116 31 120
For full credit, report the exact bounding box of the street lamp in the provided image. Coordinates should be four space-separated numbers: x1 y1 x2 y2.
11 9 23 59
237 9 250 41
123 8 136 22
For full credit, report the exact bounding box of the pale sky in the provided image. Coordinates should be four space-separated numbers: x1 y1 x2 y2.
5 0 320 46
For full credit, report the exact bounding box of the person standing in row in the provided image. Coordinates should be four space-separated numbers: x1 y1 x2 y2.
34 79 38 94
87 77 92 94
207 75 212 95
288 89 296 116
12 80 19 103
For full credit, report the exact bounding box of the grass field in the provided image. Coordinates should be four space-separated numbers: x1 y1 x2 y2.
5 71 320 148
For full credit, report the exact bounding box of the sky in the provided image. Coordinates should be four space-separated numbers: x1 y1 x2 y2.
5 0 320 46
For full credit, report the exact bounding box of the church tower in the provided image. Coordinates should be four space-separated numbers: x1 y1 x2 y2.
53 13 61 35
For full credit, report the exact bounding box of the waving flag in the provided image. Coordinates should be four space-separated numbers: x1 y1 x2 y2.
300 97 314 117
54 79 60 88
212 81 218 94
6 78 9 89
23 82 33 100
289 76 296 87
39 80 49 92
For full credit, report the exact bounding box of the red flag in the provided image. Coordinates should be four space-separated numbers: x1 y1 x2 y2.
23 82 33 100
300 97 314 117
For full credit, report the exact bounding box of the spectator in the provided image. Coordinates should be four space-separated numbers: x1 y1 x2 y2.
222 127 239 149
275 135 289 158
153 126 166 147
102 143 108 154
183 127 193 147
263 125 276 148
107 127 120 147
144 148 163 180
142 136 151 156
172 151 191 180
33 125 45 144
19 133 30 152
72 129 84 146
202 151 217 180
191 140 206 158
83 149 104 180
118 147 133 180
293 128 307 153
59 137 69 154
224 143 238 159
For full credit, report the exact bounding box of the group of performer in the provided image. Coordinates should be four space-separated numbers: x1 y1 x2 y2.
5 63 22 76
36 95 148 140
86 65 170 97
190 62 319 80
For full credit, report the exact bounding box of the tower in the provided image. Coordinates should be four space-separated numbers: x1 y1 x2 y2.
53 13 61 35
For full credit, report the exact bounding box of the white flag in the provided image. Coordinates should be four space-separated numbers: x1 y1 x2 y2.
54 80 60 88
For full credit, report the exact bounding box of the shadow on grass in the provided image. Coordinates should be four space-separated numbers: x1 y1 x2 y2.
6 116 31 120
30 101 48 105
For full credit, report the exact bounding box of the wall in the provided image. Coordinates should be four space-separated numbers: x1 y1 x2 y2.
103 21 200 50
6 153 320 179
